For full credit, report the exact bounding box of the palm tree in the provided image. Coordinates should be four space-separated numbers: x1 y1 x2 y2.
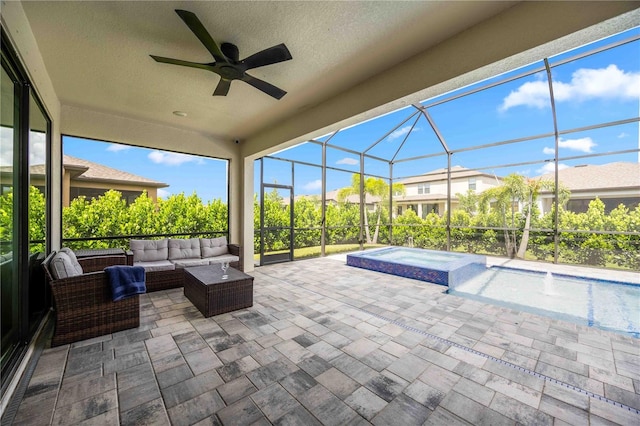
337 174 405 244
480 173 568 259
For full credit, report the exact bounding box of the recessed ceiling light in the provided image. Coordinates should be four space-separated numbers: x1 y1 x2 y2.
173 111 187 117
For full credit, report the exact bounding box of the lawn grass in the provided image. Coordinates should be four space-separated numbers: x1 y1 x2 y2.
254 243 386 261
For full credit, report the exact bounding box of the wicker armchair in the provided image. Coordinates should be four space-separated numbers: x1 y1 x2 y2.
43 252 140 347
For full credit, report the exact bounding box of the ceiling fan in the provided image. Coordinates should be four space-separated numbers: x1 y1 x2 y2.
151 9 292 99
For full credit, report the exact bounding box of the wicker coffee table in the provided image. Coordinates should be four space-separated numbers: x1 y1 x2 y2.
184 265 254 317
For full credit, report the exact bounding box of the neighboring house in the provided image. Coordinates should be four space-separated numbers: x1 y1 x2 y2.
537 162 640 214
10 155 168 206
396 166 502 218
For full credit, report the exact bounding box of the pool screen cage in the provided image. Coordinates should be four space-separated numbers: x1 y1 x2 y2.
256 30 640 270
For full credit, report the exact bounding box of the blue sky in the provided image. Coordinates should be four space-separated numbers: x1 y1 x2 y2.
62 27 639 202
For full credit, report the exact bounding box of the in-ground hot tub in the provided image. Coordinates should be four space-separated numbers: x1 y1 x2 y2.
346 246 486 287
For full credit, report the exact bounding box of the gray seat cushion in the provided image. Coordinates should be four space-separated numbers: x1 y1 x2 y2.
207 254 240 265
134 260 175 273
171 258 210 269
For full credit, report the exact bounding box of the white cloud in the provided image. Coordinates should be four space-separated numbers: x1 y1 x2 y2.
500 80 550 111
542 137 596 154
107 144 131 152
500 64 640 111
388 125 419 141
148 151 203 166
1 129 46 166
617 132 629 138
542 147 555 155
336 157 358 165
0 127 13 166
536 162 569 175
157 188 170 198
558 137 595 153
302 179 322 191
29 132 47 165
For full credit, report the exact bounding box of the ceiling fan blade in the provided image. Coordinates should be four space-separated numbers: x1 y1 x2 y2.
175 9 228 63
150 55 212 71
213 79 231 96
242 74 286 100
242 43 292 70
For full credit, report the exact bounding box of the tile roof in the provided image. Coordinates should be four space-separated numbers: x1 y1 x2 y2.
400 165 499 184
537 162 640 191
63 155 168 187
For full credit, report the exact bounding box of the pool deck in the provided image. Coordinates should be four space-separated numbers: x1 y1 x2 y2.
8 255 640 425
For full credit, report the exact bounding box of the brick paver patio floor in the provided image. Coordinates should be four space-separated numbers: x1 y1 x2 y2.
11 256 640 425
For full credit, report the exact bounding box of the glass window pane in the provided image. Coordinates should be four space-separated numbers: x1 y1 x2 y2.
29 93 49 327
1 63 19 368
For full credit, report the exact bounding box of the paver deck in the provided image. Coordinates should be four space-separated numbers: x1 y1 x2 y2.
8 255 640 425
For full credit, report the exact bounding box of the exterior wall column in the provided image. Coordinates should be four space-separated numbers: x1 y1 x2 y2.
62 168 71 207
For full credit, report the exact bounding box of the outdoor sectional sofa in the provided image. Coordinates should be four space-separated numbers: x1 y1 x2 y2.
127 237 242 292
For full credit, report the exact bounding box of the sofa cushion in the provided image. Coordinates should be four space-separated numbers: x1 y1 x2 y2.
171 258 210 269
201 237 229 258
59 247 80 264
130 239 168 262
134 260 175 273
207 254 240 265
50 251 84 279
168 238 201 260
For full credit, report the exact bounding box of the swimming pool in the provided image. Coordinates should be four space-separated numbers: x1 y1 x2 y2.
345 247 639 337
448 266 640 338
346 247 486 286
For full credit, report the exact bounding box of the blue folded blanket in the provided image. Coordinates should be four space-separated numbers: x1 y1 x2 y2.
105 265 146 301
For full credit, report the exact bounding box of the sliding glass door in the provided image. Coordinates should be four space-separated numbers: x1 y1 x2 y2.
1 29 51 395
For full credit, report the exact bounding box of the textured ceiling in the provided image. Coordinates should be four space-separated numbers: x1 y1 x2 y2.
21 1 517 142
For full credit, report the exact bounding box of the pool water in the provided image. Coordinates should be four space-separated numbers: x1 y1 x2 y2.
448 267 640 338
360 247 466 269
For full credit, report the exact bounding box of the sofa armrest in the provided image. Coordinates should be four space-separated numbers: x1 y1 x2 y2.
227 244 240 256
227 244 243 271
126 250 134 266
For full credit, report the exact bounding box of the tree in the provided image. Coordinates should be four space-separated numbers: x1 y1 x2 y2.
456 189 479 215
479 174 568 259
337 174 405 244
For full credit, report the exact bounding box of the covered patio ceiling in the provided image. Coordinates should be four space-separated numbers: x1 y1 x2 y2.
8 2 639 158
